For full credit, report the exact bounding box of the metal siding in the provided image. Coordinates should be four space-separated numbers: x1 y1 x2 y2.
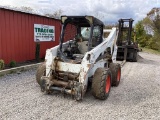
0 10 2 59
14 12 19 62
4 10 8 62
40 16 45 58
25 14 29 61
11 11 15 60
55 20 60 45
0 9 61 64
6 10 12 62
17 12 22 62
12 11 16 61
9 11 13 61
28 14 32 60
1 10 8 62
31 15 36 60
22 13 26 61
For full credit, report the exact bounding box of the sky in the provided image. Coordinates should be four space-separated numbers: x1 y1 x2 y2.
0 0 160 24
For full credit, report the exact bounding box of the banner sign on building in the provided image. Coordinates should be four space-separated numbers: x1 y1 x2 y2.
34 24 55 42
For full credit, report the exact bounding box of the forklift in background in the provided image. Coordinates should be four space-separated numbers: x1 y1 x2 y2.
116 18 139 62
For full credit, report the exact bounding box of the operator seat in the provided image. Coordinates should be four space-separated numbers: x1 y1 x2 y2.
77 41 88 54
75 34 88 54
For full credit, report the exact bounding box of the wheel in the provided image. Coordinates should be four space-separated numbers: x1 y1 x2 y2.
132 50 138 62
36 62 46 85
92 68 112 100
109 63 121 87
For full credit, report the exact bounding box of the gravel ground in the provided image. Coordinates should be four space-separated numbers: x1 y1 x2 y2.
0 52 160 120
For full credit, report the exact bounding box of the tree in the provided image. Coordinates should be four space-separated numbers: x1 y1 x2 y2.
148 9 160 50
153 14 160 33
19 6 33 13
135 21 148 47
45 9 63 19
135 7 160 50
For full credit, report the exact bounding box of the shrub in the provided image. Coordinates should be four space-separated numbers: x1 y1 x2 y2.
0 59 5 70
9 60 17 68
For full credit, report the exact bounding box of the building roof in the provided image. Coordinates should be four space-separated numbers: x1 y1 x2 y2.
0 6 60 21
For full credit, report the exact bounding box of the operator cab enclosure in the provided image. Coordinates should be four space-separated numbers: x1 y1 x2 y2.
57 16 104 63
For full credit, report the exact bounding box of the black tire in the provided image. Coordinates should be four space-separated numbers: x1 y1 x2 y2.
92 68 112 100
36 63 46 85
132 51 138 62
109 63 121 87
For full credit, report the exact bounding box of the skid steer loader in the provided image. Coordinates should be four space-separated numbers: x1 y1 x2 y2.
36 16 121 101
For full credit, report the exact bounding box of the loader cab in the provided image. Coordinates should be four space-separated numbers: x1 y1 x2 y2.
58 16 104 62
81 26 103 47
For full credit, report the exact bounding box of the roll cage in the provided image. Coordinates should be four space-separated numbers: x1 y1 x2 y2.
58 16 104 57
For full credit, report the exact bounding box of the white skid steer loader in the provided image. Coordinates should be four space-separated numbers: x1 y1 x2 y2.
36 16 121 101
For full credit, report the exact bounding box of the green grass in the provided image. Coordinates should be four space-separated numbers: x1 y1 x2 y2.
142 47 160 55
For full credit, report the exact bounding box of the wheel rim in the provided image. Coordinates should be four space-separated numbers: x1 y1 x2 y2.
106 75 111 93
117 69 121 81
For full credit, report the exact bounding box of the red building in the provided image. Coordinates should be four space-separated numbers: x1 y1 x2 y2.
0 7 61 64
